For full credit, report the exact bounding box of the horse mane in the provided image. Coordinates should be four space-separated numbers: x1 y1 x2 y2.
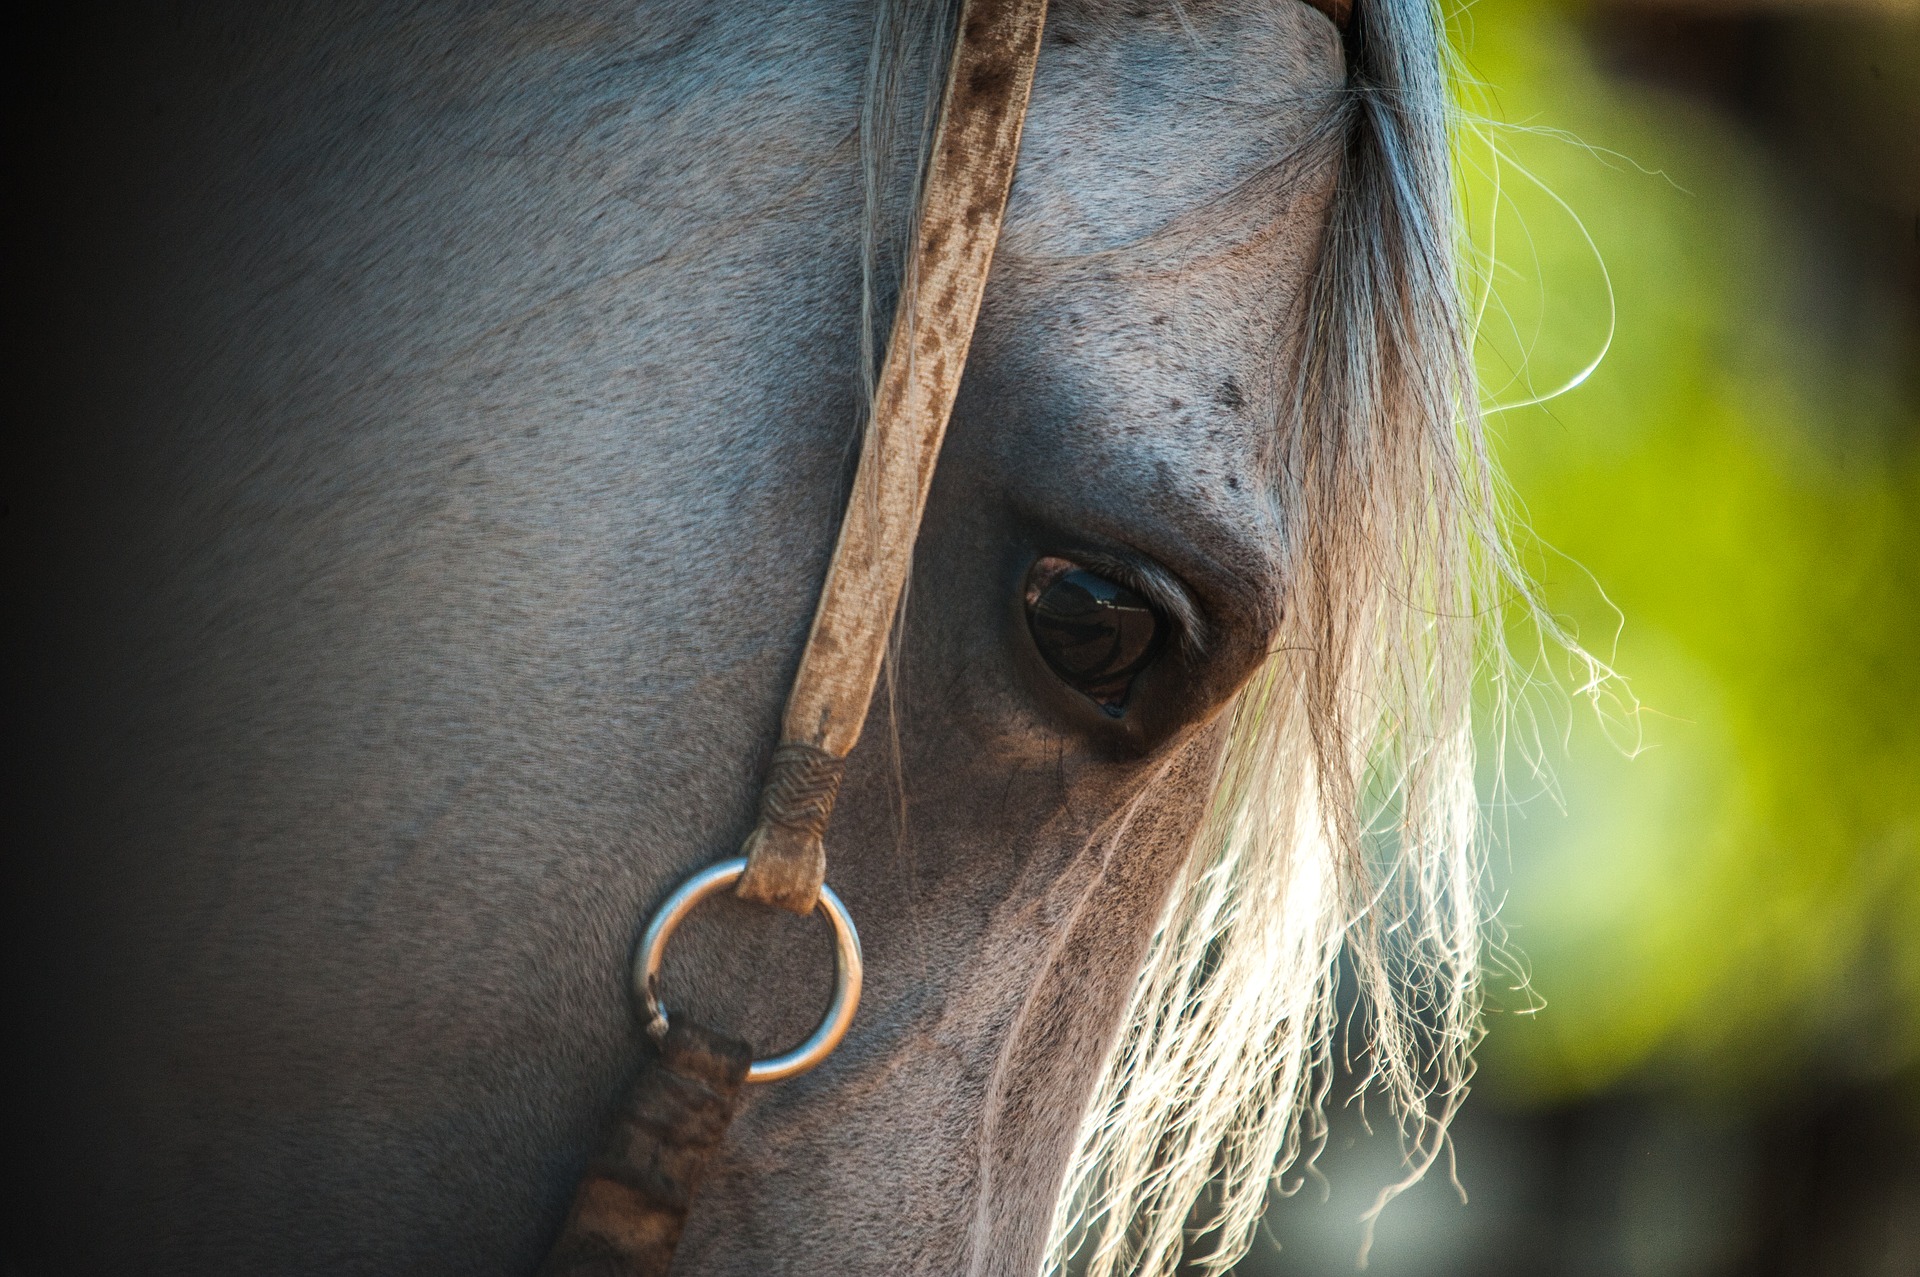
863 2 1557 1273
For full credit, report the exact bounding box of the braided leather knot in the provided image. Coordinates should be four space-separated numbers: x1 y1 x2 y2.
735 742 845 914
758 742 845 836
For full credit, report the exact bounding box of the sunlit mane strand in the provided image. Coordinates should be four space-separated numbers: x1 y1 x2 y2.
863 2 1565 1275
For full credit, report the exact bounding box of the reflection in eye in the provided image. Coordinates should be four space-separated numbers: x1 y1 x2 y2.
1025 556 1165 717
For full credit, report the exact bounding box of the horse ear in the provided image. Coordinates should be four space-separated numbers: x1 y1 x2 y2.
1303 0 1353 31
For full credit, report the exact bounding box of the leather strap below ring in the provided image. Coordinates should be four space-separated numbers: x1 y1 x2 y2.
537 1021 752 1277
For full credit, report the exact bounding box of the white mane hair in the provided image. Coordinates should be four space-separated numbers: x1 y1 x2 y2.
867 2 1535 1274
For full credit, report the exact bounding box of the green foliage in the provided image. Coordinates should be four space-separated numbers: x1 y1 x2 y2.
1457 0 1920 1103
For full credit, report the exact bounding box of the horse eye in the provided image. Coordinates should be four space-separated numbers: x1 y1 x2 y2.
1024 557 1165 717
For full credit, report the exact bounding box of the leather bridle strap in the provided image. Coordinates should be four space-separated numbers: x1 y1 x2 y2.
538 3 1047 1272
736 0 1050 914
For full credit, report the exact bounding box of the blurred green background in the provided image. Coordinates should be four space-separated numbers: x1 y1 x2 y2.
1239 0 1920 1272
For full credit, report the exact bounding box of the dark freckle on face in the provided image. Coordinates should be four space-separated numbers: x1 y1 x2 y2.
1216 376 1246 411
1167 398 1184 412
1150 314 1170 326
1227 473 1241 491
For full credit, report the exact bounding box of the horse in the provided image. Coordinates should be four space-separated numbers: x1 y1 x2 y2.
11 0 1500 1272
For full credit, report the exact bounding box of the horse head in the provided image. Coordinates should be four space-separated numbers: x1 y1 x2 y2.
16 2 1488 1273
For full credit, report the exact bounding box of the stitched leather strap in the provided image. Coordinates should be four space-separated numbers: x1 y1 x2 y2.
736 0 1051 914
539 1022 753 1277
540 7 1052 1273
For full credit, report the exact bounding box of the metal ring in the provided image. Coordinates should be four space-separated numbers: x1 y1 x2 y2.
633 857 863 1084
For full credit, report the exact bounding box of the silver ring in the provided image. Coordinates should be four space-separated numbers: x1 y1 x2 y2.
633 857 863 1083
